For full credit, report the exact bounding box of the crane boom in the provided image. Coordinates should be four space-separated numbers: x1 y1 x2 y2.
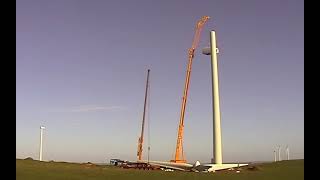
137 69 150 161
171 16 210 163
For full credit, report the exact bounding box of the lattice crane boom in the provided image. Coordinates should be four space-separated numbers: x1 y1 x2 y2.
171 16 210 163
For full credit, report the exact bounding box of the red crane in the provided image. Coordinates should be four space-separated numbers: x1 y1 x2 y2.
137 69 150 161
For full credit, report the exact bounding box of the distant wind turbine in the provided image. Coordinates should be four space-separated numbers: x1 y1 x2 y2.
278 145 281 161
286 145 290 160
39 126 45 161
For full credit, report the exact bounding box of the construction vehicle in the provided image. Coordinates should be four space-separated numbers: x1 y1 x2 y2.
137 69 150 161
120 161 160 170
171 16 210 163
109 159 126 166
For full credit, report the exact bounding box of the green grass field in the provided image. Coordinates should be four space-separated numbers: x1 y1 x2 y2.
16 159 304 180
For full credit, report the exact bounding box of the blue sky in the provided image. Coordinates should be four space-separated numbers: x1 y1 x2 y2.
16 0 304 163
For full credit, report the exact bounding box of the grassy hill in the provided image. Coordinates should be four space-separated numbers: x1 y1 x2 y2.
16 159 304 180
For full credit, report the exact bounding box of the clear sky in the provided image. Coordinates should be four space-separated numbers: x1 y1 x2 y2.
16 0 304 163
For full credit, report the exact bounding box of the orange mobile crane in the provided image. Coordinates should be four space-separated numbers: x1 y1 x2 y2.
137 69 150 161
171 16 210 163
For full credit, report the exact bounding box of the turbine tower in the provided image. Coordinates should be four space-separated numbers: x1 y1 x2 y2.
39 126 45 161
202 31 222 164
286 145 290 160
201 27 249 170
274 150 277 162
278 145 281 161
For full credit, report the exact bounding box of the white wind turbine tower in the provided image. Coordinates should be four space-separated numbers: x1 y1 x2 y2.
39 126 46 161
277 145 281 161
286 145 290 160
274 149 277 162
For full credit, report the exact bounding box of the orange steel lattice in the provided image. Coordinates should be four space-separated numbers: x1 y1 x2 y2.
171 16 210 163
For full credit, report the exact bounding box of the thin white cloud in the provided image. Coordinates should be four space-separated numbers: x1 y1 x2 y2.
70 105 124 112
47 105 125 113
